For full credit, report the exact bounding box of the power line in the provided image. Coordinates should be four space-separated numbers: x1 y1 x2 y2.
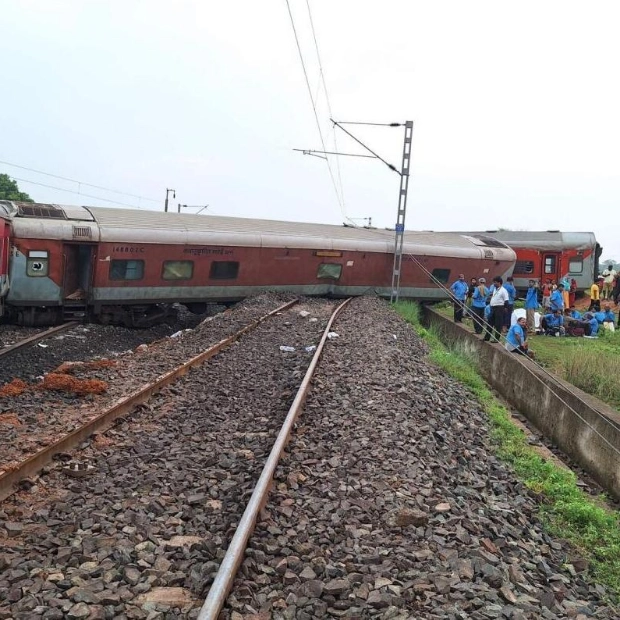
0 159 159 204
284 0 350 223
305 0 346 209
7 175 146 210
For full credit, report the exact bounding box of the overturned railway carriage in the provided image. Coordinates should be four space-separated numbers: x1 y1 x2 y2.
0 201 516 326
461 230 601 293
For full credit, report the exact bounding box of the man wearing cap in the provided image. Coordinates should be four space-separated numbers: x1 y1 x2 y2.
470 277 489 334
484 276 509 343
449 274 469 323
524 279 539 333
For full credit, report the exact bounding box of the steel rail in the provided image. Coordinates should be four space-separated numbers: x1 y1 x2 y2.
0 300 297 502
0 322 79 359
198 297 352 620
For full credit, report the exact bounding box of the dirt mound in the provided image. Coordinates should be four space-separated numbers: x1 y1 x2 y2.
39 373 108 396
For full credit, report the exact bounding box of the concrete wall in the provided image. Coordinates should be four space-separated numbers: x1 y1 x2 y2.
424 308 620 500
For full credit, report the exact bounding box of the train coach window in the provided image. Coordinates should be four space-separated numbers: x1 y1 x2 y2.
431 268 450 284
109 259 144 281
209 261 239 280
514 260 534 275
317 263 342 280
162 260 194 280
569 258 583 274
27 250 49 277
544 255 557 274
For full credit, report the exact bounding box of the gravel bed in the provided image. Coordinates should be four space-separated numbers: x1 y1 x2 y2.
0 294 293 474
0 304 226 386
0 298 336 619
0 326 46 349
223 296 616 620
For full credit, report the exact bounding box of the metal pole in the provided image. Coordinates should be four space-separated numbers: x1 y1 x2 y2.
390 121 413 303
164 188 176 213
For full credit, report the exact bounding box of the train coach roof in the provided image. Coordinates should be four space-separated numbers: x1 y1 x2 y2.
86 207 514 257
457 230 597 250
1 201 516 259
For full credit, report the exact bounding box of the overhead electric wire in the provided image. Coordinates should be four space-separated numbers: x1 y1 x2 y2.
403 251 620 460
284 0 351 223
305 0 346 210
0 159 159 204
7 176 146 210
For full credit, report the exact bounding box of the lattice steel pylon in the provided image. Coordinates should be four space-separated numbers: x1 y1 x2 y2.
390 121 414 303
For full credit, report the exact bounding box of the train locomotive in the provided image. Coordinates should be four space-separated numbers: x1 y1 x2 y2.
0 201 517 326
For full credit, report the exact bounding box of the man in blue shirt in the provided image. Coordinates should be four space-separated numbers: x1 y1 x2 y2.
470 278 489 334
524 279 539 333
542 309 565 336
505 316 529 355
450 273 469 323
583 313 599 338
601 306 616 333
569 306 582 320
549 284 565 312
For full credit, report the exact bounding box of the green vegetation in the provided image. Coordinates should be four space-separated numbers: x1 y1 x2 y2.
0 174 33 202
395 301 620 597
532 331 620 410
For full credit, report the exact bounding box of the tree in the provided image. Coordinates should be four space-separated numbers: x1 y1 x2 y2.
0 174 34 202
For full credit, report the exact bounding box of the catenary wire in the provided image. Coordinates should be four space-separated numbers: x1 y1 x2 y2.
404 252 620 459
305 0 346 209
7 176 146 210
284 0 351 224
0 159 159 203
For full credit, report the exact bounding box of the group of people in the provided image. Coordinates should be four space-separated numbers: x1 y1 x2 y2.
449 271 620 356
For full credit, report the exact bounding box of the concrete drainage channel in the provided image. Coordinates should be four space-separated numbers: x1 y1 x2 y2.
423 307 620 501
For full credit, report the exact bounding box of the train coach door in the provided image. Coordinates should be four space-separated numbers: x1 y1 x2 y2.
62 243 95 304
542 252 561 283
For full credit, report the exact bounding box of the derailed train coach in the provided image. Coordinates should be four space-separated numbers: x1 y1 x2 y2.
459 230 601 293
0 201 517 326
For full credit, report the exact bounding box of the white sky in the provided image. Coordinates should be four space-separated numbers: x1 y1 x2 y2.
2 1 619 258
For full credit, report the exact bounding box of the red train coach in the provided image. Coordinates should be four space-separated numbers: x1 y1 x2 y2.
460 230 601 293
0 201 516 326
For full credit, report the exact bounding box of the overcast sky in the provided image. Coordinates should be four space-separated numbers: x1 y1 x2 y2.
2 1 619 258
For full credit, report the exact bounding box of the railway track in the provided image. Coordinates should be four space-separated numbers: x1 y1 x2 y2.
0 322 79 359
0 299 297 502
0 296 341 619
0 296 617 619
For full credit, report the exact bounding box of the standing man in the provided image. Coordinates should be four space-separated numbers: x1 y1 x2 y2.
601 264 617 300
471 278 489 334
503 276 517 328
549 283 565 312
466 277 478 318
450 273 469 323
524 279 539 333
588 278 601 312
484 276 509 343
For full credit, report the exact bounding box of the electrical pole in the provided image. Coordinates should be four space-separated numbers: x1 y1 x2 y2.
326 119 414 302
390 121 413 303
164 188 176 213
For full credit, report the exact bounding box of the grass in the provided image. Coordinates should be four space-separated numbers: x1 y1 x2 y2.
395 301 620 598
434 303 620 411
